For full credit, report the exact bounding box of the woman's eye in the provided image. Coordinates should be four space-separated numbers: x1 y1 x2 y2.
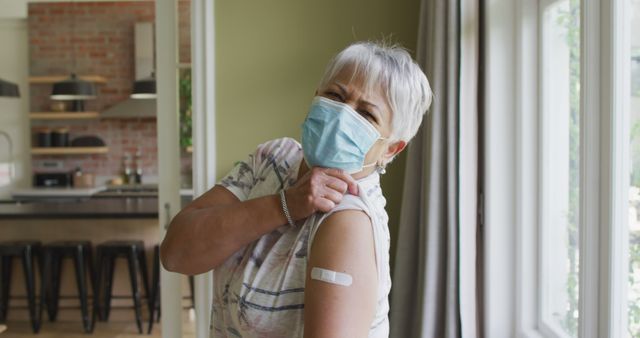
327 91 343 101
360 111 377 123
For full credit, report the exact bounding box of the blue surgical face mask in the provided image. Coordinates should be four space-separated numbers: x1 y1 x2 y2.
301 96 385 174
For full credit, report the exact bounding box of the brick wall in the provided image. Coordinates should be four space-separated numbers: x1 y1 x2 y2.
28 1 191 181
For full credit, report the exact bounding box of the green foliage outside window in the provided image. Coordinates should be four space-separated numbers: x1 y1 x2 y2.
556 0 580 335
631 47 640 338
633 48 640 97
180 69 192 150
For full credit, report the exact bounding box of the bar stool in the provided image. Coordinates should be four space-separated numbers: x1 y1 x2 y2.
147 245 160 334
93 240 149 334
148 244 195 334
0 240 43 333
42 241 95 333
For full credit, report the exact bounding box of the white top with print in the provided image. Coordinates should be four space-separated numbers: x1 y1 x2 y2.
210 137 391 338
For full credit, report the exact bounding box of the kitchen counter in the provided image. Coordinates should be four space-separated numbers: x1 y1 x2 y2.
0 196 193 219
11 186 107 198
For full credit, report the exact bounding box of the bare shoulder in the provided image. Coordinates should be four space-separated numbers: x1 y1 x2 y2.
303 209 378 338
309 209 375 262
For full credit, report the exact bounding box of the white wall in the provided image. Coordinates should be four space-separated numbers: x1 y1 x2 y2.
0 19 31 199
0 1 27 19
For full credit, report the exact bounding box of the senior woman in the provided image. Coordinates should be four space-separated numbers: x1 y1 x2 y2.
161 41 432 338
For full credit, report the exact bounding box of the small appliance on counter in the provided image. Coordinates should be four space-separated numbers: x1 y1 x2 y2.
15 167 103 199
34 172 72 187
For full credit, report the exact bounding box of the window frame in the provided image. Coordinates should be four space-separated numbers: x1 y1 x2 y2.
578 0 629 337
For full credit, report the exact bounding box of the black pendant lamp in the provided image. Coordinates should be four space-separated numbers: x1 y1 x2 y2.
131 72 156 99
51 1 97 106
0 78 20 98
51 73 96 100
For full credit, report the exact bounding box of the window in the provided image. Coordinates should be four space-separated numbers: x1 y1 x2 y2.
540 0 580 336
627 1 640 335
483 0 636 337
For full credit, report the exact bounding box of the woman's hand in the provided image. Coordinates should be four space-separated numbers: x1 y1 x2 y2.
285 167 359 220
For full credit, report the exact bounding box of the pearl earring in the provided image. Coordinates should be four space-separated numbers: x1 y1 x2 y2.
376 164 386 175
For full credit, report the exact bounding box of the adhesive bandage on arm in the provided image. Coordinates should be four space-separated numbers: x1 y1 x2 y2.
310 267 353 287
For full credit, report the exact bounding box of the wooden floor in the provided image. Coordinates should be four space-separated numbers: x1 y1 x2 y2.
0 309 196 338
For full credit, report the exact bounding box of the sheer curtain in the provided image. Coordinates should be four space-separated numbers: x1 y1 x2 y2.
389 0 481 336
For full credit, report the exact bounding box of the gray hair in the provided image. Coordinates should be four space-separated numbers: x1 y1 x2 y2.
317 41 433 143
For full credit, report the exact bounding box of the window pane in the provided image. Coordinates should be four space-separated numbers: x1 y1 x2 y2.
628 0 640 336
541 0 580 336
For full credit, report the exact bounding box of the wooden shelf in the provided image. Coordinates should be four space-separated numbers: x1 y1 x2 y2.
29 75 107 84
30 112 100 120
31 147 109 155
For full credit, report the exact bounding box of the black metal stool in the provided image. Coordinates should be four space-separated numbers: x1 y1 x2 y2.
147 245 160 334
42 240 95 333
93 240 149 334
148 244 195 334
0 240 43 333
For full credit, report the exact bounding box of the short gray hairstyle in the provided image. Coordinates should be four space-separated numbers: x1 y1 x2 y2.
317 41 433 143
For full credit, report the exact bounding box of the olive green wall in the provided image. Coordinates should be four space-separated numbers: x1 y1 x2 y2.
215 0 421 255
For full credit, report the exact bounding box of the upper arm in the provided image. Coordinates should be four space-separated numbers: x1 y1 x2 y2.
304 210 378 338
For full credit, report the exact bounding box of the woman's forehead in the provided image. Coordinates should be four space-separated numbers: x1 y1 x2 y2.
326 66 389 109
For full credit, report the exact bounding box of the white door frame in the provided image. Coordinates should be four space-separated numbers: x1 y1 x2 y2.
156 0 182 337
156 0 216 337
190 0 217 337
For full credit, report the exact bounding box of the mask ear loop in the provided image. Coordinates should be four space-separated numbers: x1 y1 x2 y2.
362 135 391 174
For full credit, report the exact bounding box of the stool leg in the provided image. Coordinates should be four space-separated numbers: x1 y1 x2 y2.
22 247 40 333
104 256 116 321
126 248 143 334
90 247 103 332
49 254 62 322
73 248 91 333
36 248 45 328
137 247 150 312
189 275 195 309
85 245 96 328
86 245 96 298
147 247 159 334
0 256 12 322
40 249 52 325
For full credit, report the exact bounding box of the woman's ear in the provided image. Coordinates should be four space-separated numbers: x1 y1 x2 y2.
383 140 406 163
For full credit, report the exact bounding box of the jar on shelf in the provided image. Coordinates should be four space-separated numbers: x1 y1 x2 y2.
35 127 52 147
51 127 69 147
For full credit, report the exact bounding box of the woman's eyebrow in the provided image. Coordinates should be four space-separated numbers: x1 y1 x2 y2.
334 82 381 111
334 82 348 96
361 100 380 112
